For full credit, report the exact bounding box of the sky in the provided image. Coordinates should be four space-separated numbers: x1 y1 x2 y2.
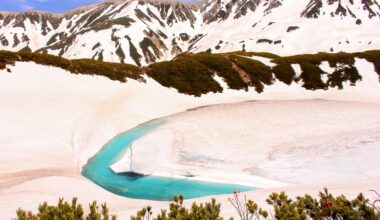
0 0 106 13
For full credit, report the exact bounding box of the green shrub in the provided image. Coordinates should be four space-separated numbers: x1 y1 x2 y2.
131 195 223 220
357 50 380 77
15 198 116 220
147 56 223 96
270 50 374 89
131 189 380 220
298 62 327 90
192 53 248 90
272 62 296 85
224 51 280 59
0 50 143 82
327 65 361 89
18 51 72 70
0 50 20 69
317 52 356 67
229 55 273 93
265 189 379 220
70 59 142 82
272 52 356 67
14 190 380 220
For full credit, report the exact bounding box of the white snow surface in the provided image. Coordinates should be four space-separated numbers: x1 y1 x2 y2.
0 60 379 218
113 100 380 185
0 0 379 66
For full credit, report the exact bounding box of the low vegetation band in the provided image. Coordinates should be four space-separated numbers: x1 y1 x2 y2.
1 50 379 96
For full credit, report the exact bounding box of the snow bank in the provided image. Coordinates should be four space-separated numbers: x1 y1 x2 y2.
0 59 379 219
112 100 380 186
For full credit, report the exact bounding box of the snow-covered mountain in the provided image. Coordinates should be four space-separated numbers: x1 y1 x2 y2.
0 0 379 66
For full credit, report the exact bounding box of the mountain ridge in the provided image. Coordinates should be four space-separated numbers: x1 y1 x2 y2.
0 0 379 66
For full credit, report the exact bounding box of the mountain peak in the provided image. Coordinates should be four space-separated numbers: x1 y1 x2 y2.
0 0 379 66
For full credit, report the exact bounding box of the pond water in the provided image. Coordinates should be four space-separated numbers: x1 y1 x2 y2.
82 118 254 201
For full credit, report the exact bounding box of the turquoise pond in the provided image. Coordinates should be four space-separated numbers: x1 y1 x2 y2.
82 118 254 201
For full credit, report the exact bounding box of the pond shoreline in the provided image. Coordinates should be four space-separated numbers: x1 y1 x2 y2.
82 116 256 201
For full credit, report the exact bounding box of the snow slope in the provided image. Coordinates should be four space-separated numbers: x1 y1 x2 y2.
0 58 379 218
